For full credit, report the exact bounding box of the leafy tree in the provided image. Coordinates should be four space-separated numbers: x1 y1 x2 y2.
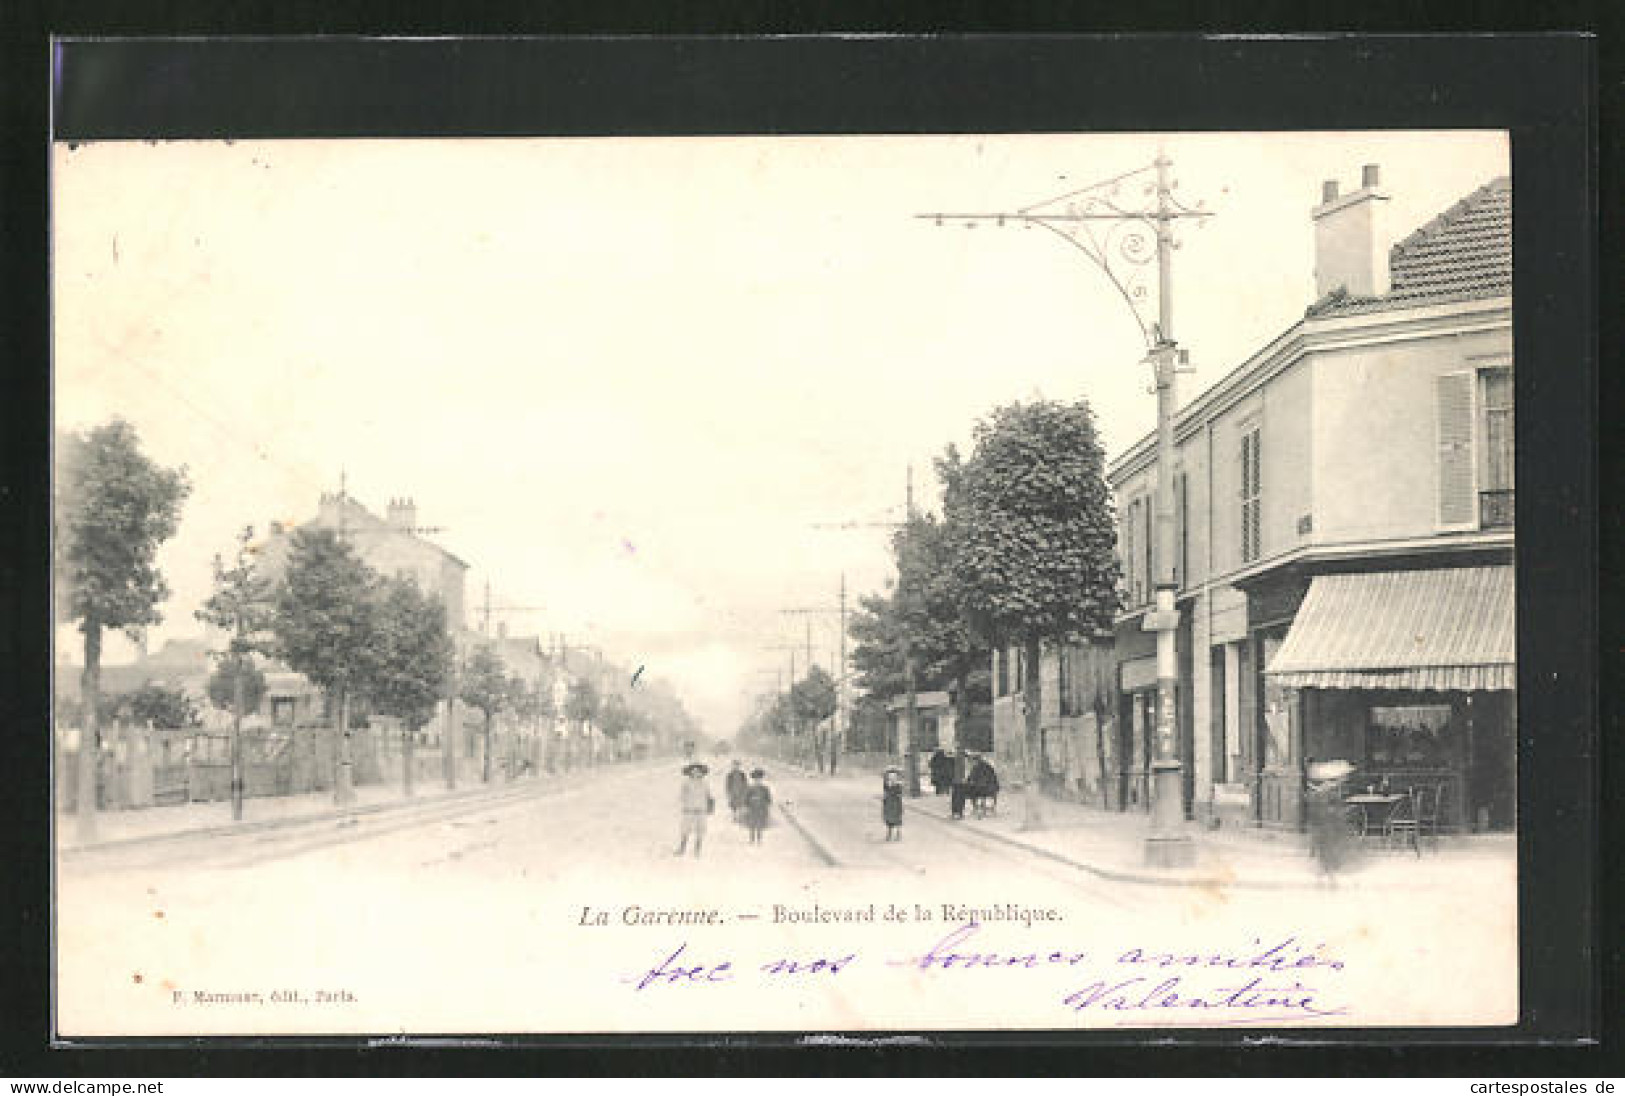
367 575 453 797
508 677 553 774
271 527 380 805
848 591 906 701
206 660 266 717
564 678 600 725
117 682 201 729
897 513 988 700
598 691 629 736
459 644 512 783
791 666 839 772
848 512 992 777
198 525 277 819
560 676 602 765
55 419 190 835
940 400 1120 827
791 666 838 726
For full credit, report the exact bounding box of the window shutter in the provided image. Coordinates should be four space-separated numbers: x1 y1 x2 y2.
1436 372 1475 525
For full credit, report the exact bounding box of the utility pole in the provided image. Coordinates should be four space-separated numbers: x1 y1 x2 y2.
923 150 1208 866
811 470 922 794
761 642 801 762
838 574 847 775
780 599 848 774
479 579 547 637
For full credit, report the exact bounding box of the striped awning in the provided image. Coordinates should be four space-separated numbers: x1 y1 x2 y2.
1265 566 1515 691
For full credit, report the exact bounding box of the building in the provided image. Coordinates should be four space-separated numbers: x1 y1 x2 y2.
989 639 1117 806
1103 167 1514 832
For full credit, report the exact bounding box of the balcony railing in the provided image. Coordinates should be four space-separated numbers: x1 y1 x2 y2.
1479 489 1515 529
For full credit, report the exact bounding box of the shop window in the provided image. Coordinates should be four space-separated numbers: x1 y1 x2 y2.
1259 633 1294 767
1366 704 1453 770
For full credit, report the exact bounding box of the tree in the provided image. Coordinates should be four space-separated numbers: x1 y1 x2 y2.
206 660 267 717
848 591 907 702
55 419 190 837
940 400 1121 828
508 677 551 775
367 575 453 798
459 644 512 783
563 678 602 765
198 525 276 820
848 512 991 779
894 510 991 763
117 682 201 729
598 691 633 760
271 527 380 805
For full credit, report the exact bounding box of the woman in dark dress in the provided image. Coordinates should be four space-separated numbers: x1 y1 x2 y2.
743 768 773 844
881 767 904 841
724 760 748 822
928 749 952 795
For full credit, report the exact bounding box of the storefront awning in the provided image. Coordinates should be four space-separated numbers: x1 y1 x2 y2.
1264 566 1515 691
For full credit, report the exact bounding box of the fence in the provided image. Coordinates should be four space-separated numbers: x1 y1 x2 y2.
56 721 399 810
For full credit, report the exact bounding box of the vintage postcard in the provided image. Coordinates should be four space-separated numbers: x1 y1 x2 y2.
52 130 1518 1037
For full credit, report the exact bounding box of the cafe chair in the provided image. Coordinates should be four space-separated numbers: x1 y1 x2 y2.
1385 784 1444 856
1413 783 1445 851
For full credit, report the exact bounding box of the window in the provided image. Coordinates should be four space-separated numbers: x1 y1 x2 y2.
1058 647 1074 717
1240 428 1262 563
995 649 1008 698
1438 365 1515 529
1121 497 1139 606
1480 367 1514 528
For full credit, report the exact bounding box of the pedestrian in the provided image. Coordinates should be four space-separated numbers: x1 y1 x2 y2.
724 759 748 823
882 766 904 841
949 747 970 820
675 762 714 858
743 767 773 844
928 748 952 796
1306 759 1356 887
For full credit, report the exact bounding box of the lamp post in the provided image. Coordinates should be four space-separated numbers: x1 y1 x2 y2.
922 150 1208 866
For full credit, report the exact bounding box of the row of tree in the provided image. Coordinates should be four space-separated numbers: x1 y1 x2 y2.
842 398 1122 823
735 665 839 771
55 418 699 838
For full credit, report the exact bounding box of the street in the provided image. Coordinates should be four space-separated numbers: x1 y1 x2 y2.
56 760 1516 1035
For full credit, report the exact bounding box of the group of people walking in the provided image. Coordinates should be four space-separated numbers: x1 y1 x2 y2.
677 748 1000 857
674 760 773 858
928 747 999 820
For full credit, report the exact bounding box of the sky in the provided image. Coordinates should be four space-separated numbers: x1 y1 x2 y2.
52 131 1509 734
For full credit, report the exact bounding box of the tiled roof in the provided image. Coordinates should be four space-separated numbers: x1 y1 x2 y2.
1306 176 1511 318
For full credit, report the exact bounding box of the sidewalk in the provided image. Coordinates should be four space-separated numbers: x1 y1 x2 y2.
55 761 649 853
903 785 1515 891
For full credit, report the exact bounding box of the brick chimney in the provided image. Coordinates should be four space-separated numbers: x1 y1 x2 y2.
1312 163 1391 299
387 496 418 532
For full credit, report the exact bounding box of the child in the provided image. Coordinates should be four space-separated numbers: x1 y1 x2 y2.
742 768 773 845
882 767 904 842
675 762 713 858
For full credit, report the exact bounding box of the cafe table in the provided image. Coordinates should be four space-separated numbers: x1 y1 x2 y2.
1343 792 1407 838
